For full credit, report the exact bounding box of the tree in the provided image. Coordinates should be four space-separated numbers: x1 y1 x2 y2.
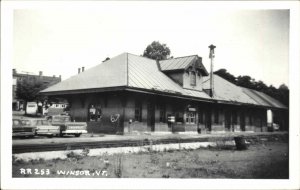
236 75 254 89
16 80 48 102
253 80 268 91
278 84 289 106
143 41 171 61
213 69 236 84
214 68 289 106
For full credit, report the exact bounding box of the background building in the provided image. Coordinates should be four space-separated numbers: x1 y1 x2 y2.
12 69 61 111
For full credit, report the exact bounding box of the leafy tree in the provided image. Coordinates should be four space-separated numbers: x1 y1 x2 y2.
16 80 48 102
213 69 236 84
236 75 255 89
143 41 171 61
254 80 268 91
214 68 289 106
279 84 289 90
277 84 289 105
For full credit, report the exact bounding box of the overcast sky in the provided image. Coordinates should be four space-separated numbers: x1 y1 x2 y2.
13 2 289 88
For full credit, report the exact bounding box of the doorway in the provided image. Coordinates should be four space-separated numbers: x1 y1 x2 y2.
225 111 231 132
205 108 212 132
240 111 246 131
147 101 155 132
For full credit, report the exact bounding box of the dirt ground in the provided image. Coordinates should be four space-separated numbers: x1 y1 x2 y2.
12 140 288 179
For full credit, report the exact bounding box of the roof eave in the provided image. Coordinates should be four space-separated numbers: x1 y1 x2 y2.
161 69 185 73
125 87 212 103
39 86 127 96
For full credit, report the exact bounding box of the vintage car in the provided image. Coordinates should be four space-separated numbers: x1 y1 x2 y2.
48 115 87 137
35 119 60 137
12 119 36 138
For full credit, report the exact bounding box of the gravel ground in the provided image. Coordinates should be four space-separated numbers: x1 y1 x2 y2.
12 141 288 179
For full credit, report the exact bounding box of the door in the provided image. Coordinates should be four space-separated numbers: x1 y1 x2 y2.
240 111 245 131
147 101 155 132
205 108 212 132
225 111 231 132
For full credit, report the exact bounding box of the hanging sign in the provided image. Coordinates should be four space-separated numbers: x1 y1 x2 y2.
168 116 175 123
188 108 196 112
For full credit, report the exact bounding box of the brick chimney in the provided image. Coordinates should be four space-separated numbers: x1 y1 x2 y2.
82 67 85 72
39 71 43 76
13 69 17 75
78 68 81 74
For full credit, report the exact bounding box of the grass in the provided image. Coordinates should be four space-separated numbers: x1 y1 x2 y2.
12 141 288 178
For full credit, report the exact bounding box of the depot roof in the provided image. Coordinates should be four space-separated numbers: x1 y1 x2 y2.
41 53 287 109
41 53 211 101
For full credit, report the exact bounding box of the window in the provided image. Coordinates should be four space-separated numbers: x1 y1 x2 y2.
159 104 166 123
134 101 142 122
214 109 219 124
186 112 196 124
175 112 184 123
190 71 196 86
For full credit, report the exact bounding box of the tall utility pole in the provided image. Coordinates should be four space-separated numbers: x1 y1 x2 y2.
209 44 216 97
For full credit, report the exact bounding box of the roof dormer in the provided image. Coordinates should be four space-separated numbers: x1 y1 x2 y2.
159 55 208 91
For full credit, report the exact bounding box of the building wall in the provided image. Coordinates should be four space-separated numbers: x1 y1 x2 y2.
64 91 276 135
167 72 183 86
165 70 203 92
183 71 203 91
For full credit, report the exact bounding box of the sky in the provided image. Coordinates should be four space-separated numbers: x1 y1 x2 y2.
13 2 289 88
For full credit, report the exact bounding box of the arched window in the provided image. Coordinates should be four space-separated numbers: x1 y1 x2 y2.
190 71 196 86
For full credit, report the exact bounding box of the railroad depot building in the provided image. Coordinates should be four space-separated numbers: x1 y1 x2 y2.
41 53 288 134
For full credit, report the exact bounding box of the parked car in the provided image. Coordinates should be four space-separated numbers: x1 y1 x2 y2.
48 115 87 137
35 119 60 138
25 102 38 116
12 119 36 138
